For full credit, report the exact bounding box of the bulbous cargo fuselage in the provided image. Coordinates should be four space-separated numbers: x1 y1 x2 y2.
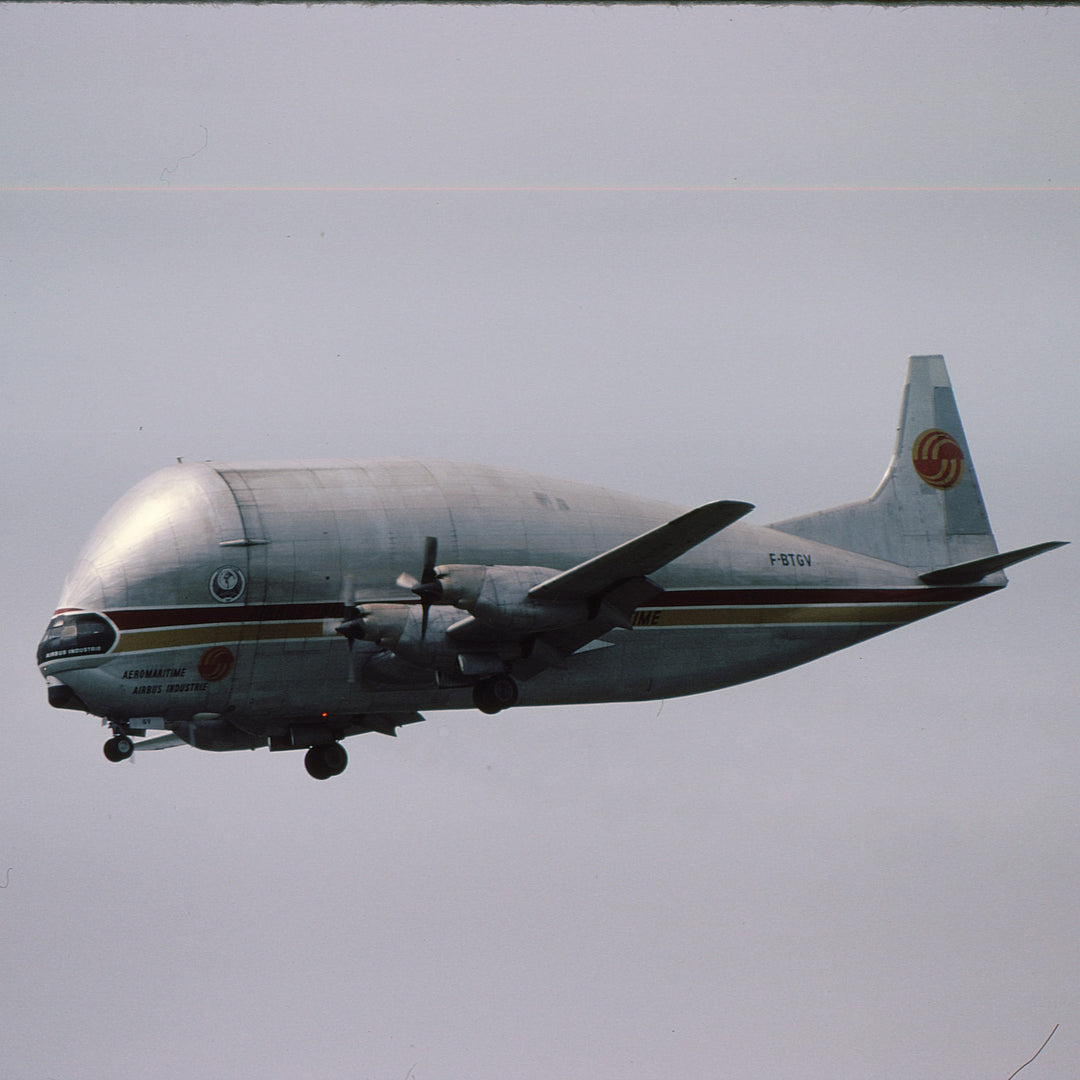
37 457 954 754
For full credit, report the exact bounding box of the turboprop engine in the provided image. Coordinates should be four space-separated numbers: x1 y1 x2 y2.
335 599 517 707
336 603 461 669
394 538 592 633
432 564 590 631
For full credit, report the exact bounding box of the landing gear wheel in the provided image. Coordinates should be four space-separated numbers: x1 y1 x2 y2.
473 674 519 715
304 742 348 780
103 735 134 762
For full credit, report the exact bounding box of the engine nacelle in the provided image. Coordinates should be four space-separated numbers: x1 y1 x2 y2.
348 603 411 649
435 564 589 631
347 603 462 670
362 650 439 687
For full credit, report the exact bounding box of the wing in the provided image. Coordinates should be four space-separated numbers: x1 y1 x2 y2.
449 499 754 679
528 500 754 604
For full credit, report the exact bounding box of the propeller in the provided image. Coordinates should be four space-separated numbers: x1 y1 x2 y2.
396 535 442 638
336 574 363 683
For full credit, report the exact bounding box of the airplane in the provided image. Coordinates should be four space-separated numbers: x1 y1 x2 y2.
37 355 1066 779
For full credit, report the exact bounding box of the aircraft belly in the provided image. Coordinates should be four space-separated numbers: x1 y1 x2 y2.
506 622 892 706
309 620 893 715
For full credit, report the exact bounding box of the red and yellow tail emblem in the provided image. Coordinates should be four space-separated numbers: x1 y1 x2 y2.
912 429 965 489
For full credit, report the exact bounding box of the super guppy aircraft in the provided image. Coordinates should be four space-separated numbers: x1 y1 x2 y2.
38 356 1065 778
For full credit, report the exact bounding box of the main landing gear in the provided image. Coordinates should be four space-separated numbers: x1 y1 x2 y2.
304 742 348 780
472 674 519 715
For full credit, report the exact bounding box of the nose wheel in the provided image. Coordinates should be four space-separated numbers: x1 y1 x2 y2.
473 674 519 715
103 735 134 762
304 742 348 780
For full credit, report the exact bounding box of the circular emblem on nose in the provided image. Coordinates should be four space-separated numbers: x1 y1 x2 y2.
198 646 235 682
912 429 965 490
209 565 246 603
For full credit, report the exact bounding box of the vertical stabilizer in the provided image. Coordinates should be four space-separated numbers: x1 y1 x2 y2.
771 356 998 571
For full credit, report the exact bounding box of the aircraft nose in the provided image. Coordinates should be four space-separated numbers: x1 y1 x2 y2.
38 612 118 712
37 611 117 667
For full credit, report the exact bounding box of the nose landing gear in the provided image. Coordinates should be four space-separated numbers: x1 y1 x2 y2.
103 734 134 762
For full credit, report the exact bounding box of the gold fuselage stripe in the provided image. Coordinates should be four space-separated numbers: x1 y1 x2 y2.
113 621 326 653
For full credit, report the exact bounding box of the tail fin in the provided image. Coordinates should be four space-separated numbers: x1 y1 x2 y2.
771 355 998 572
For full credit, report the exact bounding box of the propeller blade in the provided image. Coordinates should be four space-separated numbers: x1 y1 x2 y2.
406 536 441 639
421 536 438 583
340 574 359 683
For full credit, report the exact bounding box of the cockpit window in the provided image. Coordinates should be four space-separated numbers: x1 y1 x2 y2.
37 613 117 664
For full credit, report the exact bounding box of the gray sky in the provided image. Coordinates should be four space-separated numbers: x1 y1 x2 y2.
2 5 1078 1079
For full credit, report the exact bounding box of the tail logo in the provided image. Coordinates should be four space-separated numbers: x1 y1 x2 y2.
912 429 965 489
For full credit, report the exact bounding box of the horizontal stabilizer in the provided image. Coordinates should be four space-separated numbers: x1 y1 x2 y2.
528 500 753 604
919 540 1068 585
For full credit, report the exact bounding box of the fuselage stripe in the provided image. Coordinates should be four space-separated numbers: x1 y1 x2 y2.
631 603 953 628
106 602 345 630
656 585 997 606
112 621 326 653
102 586 992 653
98 584 997 635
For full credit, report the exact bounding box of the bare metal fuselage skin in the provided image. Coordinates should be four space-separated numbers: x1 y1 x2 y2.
38 357 1062 771
40 460 985 734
